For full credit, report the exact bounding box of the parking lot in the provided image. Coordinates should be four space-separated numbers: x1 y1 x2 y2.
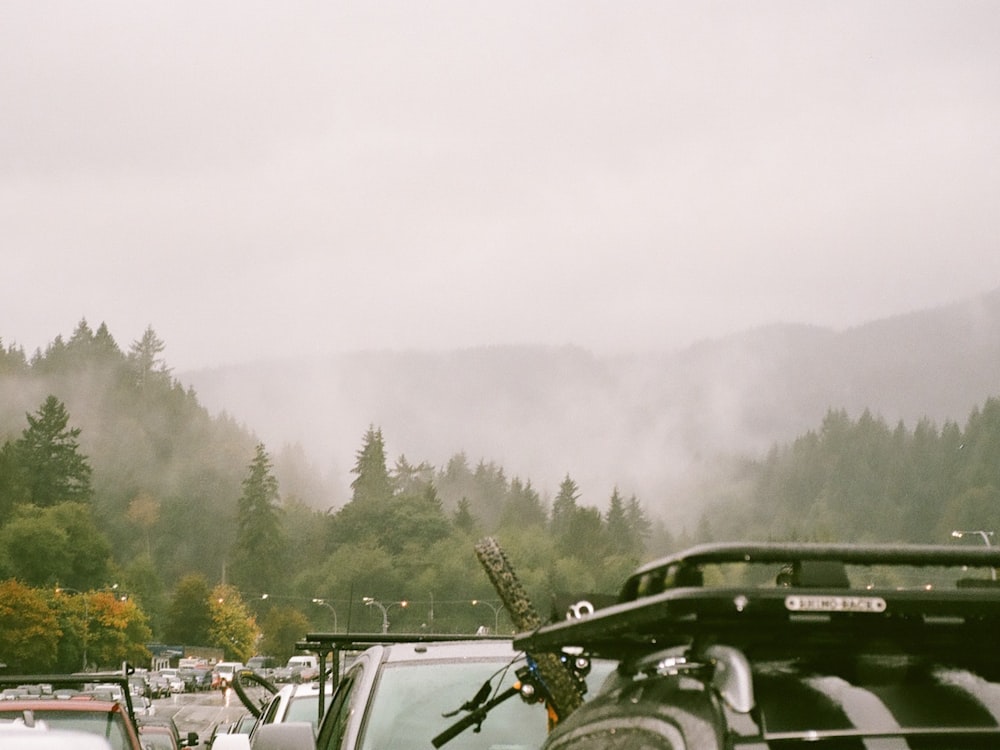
151 687 252 745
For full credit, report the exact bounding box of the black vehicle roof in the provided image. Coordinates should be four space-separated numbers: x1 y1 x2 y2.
515 542 1000 668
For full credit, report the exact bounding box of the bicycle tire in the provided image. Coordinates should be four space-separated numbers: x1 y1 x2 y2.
231 668 278 718
475 536 584 721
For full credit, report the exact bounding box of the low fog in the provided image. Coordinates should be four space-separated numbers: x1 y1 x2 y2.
183 288 1000 521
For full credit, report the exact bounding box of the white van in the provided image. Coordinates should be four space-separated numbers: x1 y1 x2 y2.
282 655 318 682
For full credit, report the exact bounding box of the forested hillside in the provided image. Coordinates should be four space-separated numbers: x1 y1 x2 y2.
184 287 1000 523
697 403 1000 545
2 315 999 672
0 321 660 667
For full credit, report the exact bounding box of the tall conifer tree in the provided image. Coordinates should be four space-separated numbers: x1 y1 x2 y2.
230 443 285 594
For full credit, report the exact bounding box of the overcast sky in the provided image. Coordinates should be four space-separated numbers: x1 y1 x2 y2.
3 1 999 372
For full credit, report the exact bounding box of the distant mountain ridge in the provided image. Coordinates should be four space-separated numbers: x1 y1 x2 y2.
183 287 1000 520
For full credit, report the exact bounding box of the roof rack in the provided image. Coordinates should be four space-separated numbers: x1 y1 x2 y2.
296 632 508 652
294 633 513 712
515 542 1000 666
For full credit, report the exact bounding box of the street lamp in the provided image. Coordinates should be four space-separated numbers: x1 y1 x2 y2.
470 600 502 634
362 597 407 633
55 587 89 670
311 598 338 631
952 529 997 580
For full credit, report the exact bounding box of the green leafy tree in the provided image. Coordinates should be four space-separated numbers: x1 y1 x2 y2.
0 502 112 588
13 396 93 507
87 591 153 670
121 553 168 639
209 584 259 662
0 580 61 672
164 574 213 646
0 440 30 525
230 444 285 594
259 607 311 662
349 426 392 504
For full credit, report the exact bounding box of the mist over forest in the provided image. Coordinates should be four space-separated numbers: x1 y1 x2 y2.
183 287 1000 524
3 286 1000 661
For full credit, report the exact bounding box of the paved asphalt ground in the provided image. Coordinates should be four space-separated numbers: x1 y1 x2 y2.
149 687 262 745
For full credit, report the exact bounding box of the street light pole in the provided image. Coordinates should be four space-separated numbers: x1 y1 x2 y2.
951 529 997 580
363 597 389 633
362 598 408 633
311 598 338 632
471 599 502 633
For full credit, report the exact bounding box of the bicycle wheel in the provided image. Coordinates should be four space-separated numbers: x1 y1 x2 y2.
231 668 278 718
475 536 584 722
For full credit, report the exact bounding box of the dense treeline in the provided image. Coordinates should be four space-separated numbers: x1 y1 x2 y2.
2 321 999 673
0 322 661 669
698 405 1000 545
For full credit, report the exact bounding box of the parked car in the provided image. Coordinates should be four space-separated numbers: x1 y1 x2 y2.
0 673 144 750
137 724 179 750
146 673 171 699
156 669 186 694
249 681 333 741
245 656 278 678
273 655 318 684
137 716 198 749
516 541 1000 750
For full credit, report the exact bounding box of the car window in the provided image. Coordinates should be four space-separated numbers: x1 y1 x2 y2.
139 731 178 750
259 693 282 726
359 660 549 750
286 694 326 726
0 710 134 750
317 667 362 750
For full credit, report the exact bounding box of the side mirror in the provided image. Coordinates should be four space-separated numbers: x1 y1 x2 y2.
184 731 201 747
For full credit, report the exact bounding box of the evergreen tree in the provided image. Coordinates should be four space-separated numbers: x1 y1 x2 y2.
498 477 547 531
13 396 93 507
230 443 285 594
0 338 29 374
128 325 170 387
625 494 650 554
452 497 478 534
392 455 434 497
605 487 631 555
550 474 580 539
350 426 392 504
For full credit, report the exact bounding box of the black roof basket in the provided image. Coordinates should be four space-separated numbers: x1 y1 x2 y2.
515 542 1000 667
